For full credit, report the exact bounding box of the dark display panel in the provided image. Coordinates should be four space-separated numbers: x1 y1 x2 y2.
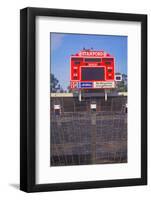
81 67 105 81
85 58 101 62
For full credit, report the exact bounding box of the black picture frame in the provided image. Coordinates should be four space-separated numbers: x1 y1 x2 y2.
20 7 147 192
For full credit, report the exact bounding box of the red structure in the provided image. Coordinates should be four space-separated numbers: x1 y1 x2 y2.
70 49 115 89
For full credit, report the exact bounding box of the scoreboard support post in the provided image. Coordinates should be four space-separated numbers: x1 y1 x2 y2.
79 90 82 102
105 89 108 101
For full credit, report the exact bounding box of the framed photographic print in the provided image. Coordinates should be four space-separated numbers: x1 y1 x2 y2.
20 7 147 192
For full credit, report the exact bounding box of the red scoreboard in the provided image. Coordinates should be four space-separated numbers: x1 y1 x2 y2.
70 50 115 89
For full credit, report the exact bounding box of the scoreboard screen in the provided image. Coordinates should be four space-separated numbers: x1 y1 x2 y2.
81 67 105 81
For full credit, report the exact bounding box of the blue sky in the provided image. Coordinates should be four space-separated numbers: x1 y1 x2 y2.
50 33 127 90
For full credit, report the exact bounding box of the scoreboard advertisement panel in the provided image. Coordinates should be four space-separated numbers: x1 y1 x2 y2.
70 50 115 89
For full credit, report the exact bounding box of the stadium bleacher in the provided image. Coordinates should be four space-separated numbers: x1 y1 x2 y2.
50 96 127 166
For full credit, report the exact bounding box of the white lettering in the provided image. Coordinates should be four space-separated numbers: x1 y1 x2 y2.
79 51 104 57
